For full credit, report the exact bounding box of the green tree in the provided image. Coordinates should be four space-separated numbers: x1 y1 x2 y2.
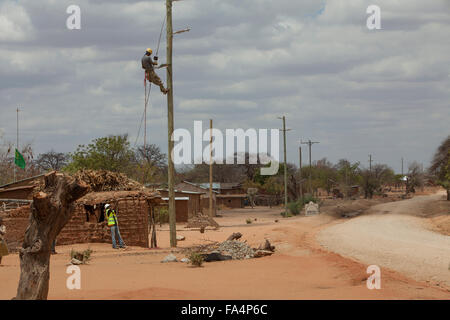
65 134 134 173
430 136 450 200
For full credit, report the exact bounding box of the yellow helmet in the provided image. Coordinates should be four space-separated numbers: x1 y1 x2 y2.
146 48 153 54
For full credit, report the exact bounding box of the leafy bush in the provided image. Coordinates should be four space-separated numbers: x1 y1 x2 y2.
188 252 204 267
155 207 169 224
287 201 303 215
246 218 252 224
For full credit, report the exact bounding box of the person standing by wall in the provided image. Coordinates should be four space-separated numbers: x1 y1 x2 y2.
0 217 9 265
105 204 126 249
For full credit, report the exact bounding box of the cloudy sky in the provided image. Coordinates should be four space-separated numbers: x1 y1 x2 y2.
0 0 449 173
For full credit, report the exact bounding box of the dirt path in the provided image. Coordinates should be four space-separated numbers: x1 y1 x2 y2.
317 192 450 289
1 205 449 299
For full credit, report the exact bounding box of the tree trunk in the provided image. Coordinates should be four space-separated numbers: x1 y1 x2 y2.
447 188 450 201
15 172 89 300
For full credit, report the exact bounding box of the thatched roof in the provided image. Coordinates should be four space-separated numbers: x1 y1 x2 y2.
77 190 161 205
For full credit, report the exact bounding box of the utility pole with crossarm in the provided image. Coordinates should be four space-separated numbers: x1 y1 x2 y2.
301 139 319 194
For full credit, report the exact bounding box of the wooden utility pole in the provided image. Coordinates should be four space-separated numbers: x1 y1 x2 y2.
166 0 176 247
143 88 147 185
369 154 373 172
299 146 302 197
301 139 319 194
278 116 288 212
401 157 404 176
14 108 19 182
209 119 213 217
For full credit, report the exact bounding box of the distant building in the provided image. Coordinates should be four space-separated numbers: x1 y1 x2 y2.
183 181 246 209
157 188 204 221
175 181 218 216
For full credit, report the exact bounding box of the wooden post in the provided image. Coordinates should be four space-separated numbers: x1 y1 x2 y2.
282 116 288 211
166 0 176 247
299 146 303 198
209 119 213 217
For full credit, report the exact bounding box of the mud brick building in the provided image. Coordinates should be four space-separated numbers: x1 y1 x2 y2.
59 190 161 247
1 190 162 250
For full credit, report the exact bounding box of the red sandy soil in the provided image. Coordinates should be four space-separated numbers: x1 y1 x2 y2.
1 196 449 300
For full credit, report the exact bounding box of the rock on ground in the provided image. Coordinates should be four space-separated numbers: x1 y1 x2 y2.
70 258 83 265
161 254 178 263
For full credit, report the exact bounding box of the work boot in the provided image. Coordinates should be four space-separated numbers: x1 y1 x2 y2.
161 87 169 94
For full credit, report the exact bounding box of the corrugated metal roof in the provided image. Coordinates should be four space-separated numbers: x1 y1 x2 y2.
161 197 189 201
198 183 221 189
157 188 205 194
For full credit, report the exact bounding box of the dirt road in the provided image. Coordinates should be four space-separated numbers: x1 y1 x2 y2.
318 192 450 288
1 202 449 299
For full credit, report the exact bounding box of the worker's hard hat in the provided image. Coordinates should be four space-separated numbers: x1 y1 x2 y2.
105 204 110 209
146 48 153 54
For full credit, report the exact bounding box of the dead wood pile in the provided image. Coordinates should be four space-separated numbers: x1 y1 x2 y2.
70 170 143 192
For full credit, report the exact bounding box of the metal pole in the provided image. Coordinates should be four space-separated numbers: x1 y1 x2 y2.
282 116 288 211
209 119 213 217
166 0 176 247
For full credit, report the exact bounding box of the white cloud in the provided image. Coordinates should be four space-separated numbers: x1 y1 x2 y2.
0 2 34 42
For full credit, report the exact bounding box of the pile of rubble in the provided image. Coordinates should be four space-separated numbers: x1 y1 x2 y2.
217 240 255 260
71 169 143 192
175 233 275 264
186 213 220 229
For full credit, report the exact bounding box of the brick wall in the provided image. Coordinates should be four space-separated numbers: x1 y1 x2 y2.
2 197 150 250
2 205 31 252
59 198 149 247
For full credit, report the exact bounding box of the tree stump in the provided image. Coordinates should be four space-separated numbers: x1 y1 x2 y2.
15 172 89 300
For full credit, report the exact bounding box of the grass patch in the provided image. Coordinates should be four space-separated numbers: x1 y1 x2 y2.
188 251 204 267
70 248 93 264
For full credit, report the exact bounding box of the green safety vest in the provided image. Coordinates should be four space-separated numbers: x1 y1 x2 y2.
106 209 118 227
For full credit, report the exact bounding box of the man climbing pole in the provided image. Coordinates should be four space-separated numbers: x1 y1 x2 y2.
142 48 169 94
